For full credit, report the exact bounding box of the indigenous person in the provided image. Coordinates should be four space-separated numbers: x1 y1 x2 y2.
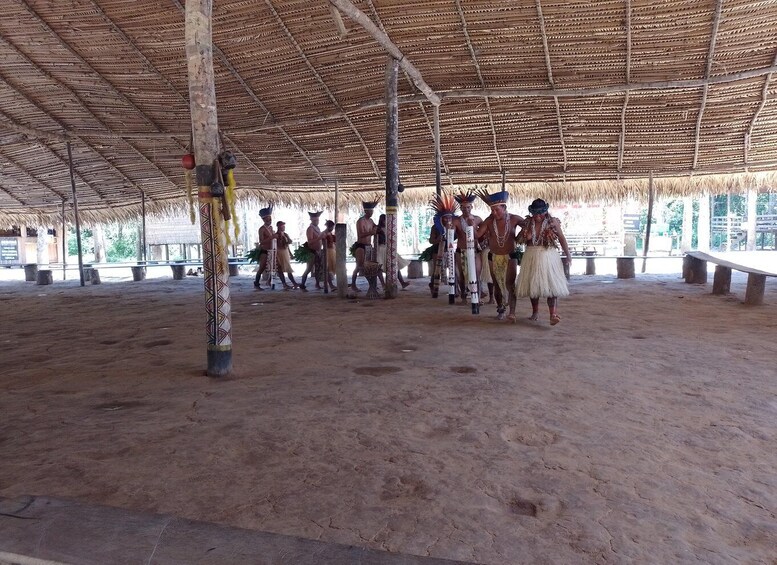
300 211 325 291
429 193 459 295
376 214 410 289
253 206 275 289
453 191 483 302
516 199 571 325
350 200 381 292
479 236 495 304
426 221 443 295
322 220 338 290
275 220 298 290
473 190 525 321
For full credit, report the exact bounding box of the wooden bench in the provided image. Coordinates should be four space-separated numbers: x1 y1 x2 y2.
684 251 776 305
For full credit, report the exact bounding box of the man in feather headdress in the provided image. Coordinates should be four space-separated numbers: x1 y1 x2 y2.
253 205 275 290
429 194 459 299
350 200 381 292
472 190 525 321
453 190 483 303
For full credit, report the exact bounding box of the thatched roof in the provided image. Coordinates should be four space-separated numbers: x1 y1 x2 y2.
1 0 776 224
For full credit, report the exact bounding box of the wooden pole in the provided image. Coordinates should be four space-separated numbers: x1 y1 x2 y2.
434 105 441 197
186 0 233 377
336 223 347 298
141 191 147 262
61 199 67 280
66 141 85 287
334 179 339 223
642 171 654 273
385 56 400 298
746 188 757 251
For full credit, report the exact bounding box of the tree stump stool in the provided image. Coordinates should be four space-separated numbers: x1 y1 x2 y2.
171 265 186 280
24 264 38 282
616 257 635 279
90 269 101 285
228 264 240 277
363 261 382 299
712 265 731 295
36 269 53 285
131 266 146 281
583 251 596 275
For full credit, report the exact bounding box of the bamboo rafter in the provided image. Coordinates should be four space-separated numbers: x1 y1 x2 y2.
15 1 184 195
692 0 724 171
536 0 568 173
364 0 452 185
455 0 502 173
618 0 632 174
264 0 381 180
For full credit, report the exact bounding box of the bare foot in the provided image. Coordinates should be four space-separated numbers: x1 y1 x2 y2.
496 310 506 321
550 314 561 325
487 298 495 305
401 281 410 289
528 312 539 321
506 313 517 324
349 285 360 292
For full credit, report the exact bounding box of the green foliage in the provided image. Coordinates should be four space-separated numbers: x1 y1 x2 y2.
106 224 138 262
349 242 358 258
418 244 436 262
245 247 264 264
68 227 93 256
292 243 314 263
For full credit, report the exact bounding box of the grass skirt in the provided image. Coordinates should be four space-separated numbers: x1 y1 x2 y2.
277 248 293 273
377 244 410 270
516 245 569 298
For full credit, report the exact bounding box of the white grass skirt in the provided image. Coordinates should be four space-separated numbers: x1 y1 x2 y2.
516 245 569 298
377 244 410 270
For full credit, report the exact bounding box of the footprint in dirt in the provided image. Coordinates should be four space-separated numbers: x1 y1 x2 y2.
500 424 557 447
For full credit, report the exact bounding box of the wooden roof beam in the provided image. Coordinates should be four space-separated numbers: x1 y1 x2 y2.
744 47 777 168
455 0 503 173
328 0 441 107
13 4 184 196
0 149 68 203
692 0 724 171
535 0 568 173
264 0 381 180
0 180 31 207
618 0 632 174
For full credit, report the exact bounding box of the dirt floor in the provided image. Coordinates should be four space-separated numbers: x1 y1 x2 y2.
1 260 776 564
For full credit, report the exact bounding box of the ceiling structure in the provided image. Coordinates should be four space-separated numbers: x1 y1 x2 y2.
1 0 776 224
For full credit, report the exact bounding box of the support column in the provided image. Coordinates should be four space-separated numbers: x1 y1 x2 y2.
434 105 441 197
186 0 232 377
141 191 147 262
681 196 693 252
697 193 711 251
641 171 654 273
61 199 67 280
384 56 399 298
67 142 85 287
746 188 757 251
336 223 347 298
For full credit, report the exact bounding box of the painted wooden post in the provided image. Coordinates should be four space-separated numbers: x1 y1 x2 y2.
384 56 399 298
66 142 85 287
433 105 441 197
186 0 232 377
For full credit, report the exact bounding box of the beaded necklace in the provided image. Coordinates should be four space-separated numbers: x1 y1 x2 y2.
493 212 511 247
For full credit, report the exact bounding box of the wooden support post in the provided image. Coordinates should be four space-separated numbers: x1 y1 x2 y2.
141 191 147 262
384 56 399 298
642 171 654 273
616 257 635 279
744 273 766 305
336 223 347 298
61 199 67 280
186 0 233 377
66 141 85 287
434 105 441 197
712 265 731 295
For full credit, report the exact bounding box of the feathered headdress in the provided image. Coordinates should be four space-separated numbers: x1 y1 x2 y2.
430 194 459 235
308 211 323 218
259 205 274 218
477 189 509 207
362 199 380 211
454 190 477 205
